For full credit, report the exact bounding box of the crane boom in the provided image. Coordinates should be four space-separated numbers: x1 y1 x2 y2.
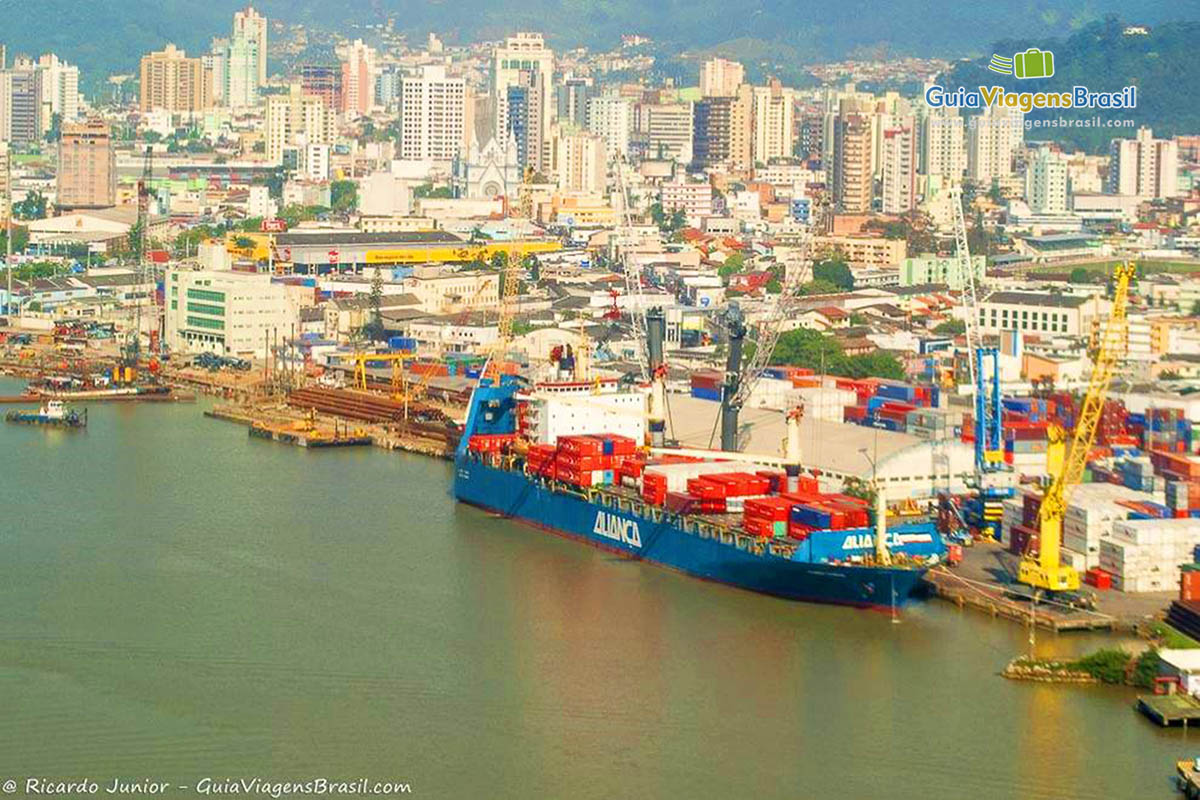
730 199 828 410
1020 262 1134 592
612 157 648 379
950 184 980 391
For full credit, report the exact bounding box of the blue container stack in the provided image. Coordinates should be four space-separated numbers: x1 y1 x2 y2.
1119 457 1157 492
791 505 832 528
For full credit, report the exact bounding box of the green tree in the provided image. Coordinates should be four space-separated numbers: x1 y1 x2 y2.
797 278 841 296
364 268 386 342
1069 267 1092 284
13 191 47 221
331 180 358 213
987 179 1003 204
413 183 453 199
934 319 966 336
812 256 854 290
0 225 30 254
522 254 541 283
769 328 904 380
717 252 746 281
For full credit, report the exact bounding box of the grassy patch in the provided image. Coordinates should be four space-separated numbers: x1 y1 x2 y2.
1147 620 1200 649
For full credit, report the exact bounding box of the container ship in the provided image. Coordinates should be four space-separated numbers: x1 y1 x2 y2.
453 376 944 609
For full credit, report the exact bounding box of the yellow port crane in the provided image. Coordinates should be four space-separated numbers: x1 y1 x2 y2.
481 251 523 380
1019 262 1135 592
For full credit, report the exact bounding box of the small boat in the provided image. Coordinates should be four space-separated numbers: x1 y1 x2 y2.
5 400 88 429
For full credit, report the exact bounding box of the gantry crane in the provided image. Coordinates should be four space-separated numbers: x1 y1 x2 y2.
946 184 1011 539
1019 262 1135 592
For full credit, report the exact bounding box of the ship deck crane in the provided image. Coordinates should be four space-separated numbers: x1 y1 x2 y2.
1019 262 1134 592
718 201 825 452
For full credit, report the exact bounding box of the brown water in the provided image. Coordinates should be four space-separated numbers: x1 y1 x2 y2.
0 379 1193 799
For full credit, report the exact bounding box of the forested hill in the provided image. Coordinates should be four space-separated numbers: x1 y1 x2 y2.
7 0 1191 92
944 19 1200 152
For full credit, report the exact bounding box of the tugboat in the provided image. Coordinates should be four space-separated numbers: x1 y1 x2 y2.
5 400 88 429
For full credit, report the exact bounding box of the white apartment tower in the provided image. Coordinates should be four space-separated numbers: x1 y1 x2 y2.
967 105 1023 183
1107 127 1179 199
921 107 964 180
586 93 632 157
880 124 916 214
751 79 796 163
1025 146 1070 214
699 58 745 98
550 128 606 193
226 6 266 108
399 65 470 162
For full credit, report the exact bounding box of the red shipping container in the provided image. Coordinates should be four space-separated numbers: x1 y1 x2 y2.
844 405 868 423
1182 571 1200 601
743 496 794 521
1084 568 1112 591
787 522 814 540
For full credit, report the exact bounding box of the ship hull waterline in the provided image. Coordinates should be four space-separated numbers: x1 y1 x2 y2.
455 459 931 611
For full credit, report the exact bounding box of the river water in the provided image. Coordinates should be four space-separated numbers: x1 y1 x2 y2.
0 378 1193 799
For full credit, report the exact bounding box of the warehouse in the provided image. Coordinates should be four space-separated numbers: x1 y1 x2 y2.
248 231 562 271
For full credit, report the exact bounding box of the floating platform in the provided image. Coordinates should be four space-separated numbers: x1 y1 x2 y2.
1142 694 1200 727
248 421 372 448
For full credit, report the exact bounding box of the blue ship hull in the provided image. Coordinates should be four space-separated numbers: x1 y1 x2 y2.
454 458 936 609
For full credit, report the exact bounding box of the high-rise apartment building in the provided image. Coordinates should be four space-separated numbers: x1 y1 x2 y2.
692 85 752 171
265 84 335 166
300 65 342 111
797 112 824 162
699 57 744 98
586 93 632 157
1107 127 1179 199
32 54 79 122
493 33 554 144
549 128 605 193
506 73 546 172
833 109 873 214
0 70 43 145
232 6 268 86
398 65 470 162
340 39 377 117
967 105 1022 183
751 78 796 163
880 123 916 215
202 43 227 105
558 76 594 127
922 107 964 180
640 103 693 164
57 118 115 210
1024 146 1070 214
140 44 211 114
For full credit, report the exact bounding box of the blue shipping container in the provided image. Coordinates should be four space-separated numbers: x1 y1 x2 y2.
691 386 721 401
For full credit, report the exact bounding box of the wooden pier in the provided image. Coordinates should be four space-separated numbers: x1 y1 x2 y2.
1141 694 1200 728
924 568 1116 632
